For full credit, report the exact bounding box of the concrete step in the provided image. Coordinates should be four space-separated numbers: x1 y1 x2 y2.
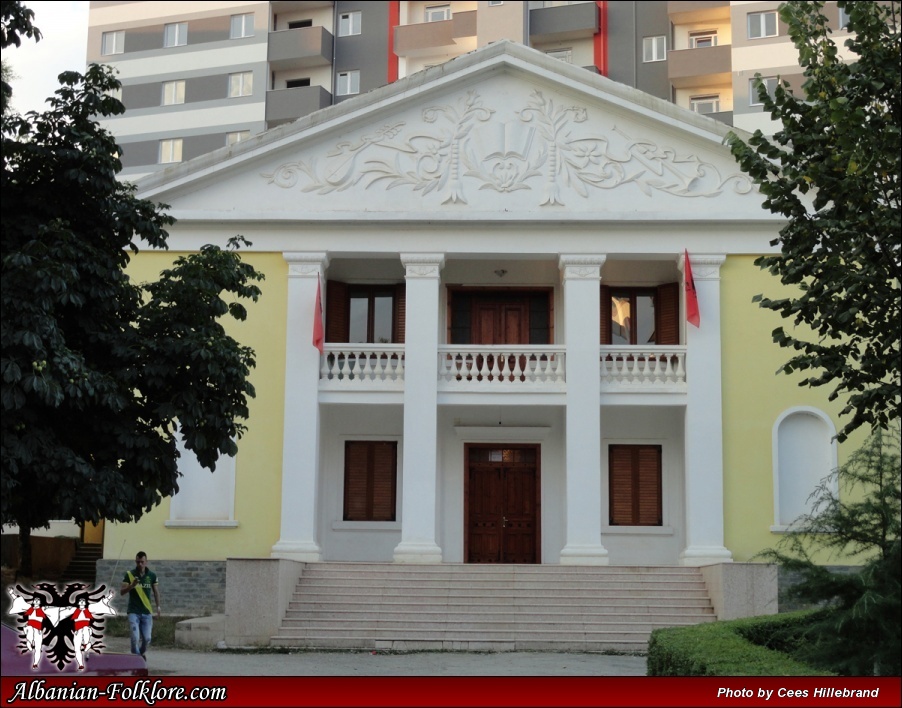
270 636 649 652
283 609 713 624
273 563 716 651
289 597 714 610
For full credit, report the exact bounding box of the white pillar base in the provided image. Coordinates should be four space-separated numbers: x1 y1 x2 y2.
270 541 322 563
393 542 443 564
679 546 733 566
559 544 610 565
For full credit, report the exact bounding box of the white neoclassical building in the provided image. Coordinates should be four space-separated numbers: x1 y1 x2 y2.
120 41 844 588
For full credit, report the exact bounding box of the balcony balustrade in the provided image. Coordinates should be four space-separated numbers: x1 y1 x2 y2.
599 347 687 388
437 346 566 389
320 345 405 389
318 345 687 394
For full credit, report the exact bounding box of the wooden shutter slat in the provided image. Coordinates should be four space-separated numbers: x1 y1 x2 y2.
600 285 612 344
655 282 680 345
393 283 406 344
326 280 349 343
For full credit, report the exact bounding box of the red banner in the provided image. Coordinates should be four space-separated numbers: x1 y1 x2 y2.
1 676 899 707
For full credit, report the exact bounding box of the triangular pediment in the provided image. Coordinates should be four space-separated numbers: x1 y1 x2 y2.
136 41 773 225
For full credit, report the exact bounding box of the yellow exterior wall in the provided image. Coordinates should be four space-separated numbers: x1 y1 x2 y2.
103 251 288 562
721 255 866 563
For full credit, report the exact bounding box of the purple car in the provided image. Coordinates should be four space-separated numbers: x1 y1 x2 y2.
1 623 148 677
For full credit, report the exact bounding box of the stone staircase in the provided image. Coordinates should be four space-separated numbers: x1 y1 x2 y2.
60 542 103 584
272 563 716 652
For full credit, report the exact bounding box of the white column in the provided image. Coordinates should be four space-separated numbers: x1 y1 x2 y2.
393 254 445 563
559 255 609 565
271 252 328 562
679 254 732 566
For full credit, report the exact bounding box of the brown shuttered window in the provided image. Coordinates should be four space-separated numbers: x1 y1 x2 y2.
344 441 397 521
326 281 406 344
609 445 662 526
600 283 680 345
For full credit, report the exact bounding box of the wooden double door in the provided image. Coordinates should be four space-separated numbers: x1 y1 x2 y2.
465 445 540 564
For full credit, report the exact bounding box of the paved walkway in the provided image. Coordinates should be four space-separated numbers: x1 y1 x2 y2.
105 638 647 676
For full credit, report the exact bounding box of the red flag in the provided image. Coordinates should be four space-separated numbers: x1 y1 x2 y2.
312 277 324 353
684 249 700 328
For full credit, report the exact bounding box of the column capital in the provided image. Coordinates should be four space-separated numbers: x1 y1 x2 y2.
283 252 329 278
400 253 445 278
678 253 725 281
559 254 605 280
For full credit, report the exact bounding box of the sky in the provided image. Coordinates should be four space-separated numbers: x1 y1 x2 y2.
4 1 90 115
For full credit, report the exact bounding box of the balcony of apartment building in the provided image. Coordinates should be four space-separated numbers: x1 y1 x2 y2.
268 23 333 71
265 82 332 128
316 258 688 401
668 4 733 126
393 9 477 58
667 1 729 26
528 0 599 43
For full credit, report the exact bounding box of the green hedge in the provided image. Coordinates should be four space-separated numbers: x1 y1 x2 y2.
647 612 836 676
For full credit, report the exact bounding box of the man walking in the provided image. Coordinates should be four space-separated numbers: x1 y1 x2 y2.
120 551 161 659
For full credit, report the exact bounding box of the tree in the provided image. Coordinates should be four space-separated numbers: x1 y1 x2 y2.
0 1 39 115
1 2 264 575
726 1 900 442
757 426 901 676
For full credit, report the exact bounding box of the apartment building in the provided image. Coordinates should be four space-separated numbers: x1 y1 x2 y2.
87 1 854 180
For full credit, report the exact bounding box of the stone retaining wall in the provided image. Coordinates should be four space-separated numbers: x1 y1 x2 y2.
95 560 226 617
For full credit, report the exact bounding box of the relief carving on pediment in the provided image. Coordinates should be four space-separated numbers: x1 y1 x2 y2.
262 90 753 207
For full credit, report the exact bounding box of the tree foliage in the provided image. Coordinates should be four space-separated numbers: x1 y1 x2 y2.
1 2 264 571
756 426 901 675
727 1 901 442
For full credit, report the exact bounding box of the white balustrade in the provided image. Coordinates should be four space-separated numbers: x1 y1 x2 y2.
320 345 405 386
599 347 687 387
437 346 566 386
320 345 685 390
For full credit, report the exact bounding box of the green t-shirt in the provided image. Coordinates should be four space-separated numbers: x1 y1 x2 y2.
123 568 158 615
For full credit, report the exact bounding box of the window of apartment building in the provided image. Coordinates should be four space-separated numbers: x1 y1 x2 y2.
642 36 666 62
226 131 250 146
163 22 188 48
161 80 185 106
230 13 254 39
749 76 779 106
689 30 717 48
747 11 777 39
609 445 662 526
545 48 573 64
344 441 397 522
425 4 452 22
286 78 312 89
690 94 720 114
338 11 362 37
287 19 313 29
326 281 405 344
101 30 124 56
601 284 679 346
228 72 254 98
336 70 360 96
159 138 183 164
